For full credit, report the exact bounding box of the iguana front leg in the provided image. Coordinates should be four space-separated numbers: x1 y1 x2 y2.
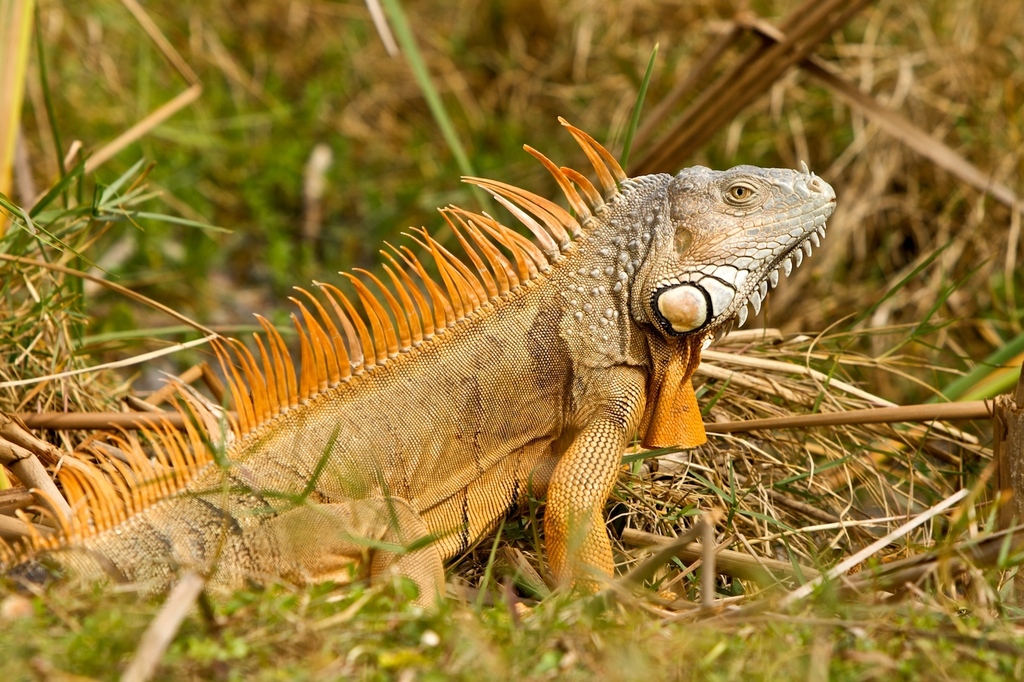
545 366 647 588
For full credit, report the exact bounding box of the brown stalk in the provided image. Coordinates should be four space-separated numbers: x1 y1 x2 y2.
119 0 200 85
0 513 54 541
0 487 33 515
13 400 993 432
0 438 70 520
620 528 819 585
14 412 188 430
120 571 206 682
84 85 202 175
705 400 992 434
632 0 873 173
0 411 64 466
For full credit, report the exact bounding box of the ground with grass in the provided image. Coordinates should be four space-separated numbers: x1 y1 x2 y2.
2 0 1024 679
3 581 1024 681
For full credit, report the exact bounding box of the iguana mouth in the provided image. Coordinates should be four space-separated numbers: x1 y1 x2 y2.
650 223 828 335
736 170 836 328
736 213 831 328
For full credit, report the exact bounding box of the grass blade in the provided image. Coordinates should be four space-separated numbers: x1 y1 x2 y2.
98 157 148 206
27 158 83 217
377 0 478 192
939 330 1024 401
131 212 229 232
620 44 658 169
0 0 35 199
851 243 949 328
33 2 64 180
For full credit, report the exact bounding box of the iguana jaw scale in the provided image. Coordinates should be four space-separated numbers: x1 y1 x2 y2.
735 180 834 328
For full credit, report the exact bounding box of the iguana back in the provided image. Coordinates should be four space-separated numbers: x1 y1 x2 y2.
3 121 836 604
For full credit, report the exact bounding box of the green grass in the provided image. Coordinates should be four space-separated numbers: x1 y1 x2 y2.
3 580 1024 681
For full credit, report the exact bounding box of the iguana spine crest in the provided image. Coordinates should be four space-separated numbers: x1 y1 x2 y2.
218 119 624 441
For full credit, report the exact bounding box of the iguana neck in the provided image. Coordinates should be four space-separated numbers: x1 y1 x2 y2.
552 175 672 371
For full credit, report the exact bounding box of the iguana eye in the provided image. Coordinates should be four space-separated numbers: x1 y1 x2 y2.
725 182 757 205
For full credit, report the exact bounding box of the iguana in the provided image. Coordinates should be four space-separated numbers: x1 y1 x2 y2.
1 120 835 605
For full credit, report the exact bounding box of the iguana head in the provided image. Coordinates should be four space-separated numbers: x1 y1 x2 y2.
622 163 835 449
632 164 836 340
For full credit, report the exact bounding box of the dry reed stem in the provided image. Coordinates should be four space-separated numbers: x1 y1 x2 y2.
80 0 202 175
0 438 70 520
803 60 1017 208
0 513 53 541
120 571 206 682
119 0 200 85
780 488 970 606
0 411 63 466
84 85 202 175
632 0 873 173
0 487 33 514
706 400 992 434
10 399 993 432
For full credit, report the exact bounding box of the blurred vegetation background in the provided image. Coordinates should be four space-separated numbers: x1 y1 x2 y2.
2 0 1022 407
3 3 1024 677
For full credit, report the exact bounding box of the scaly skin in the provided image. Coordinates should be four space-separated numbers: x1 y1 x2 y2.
11 137 836 606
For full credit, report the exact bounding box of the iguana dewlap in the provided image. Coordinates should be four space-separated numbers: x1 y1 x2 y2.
3 121 835 606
